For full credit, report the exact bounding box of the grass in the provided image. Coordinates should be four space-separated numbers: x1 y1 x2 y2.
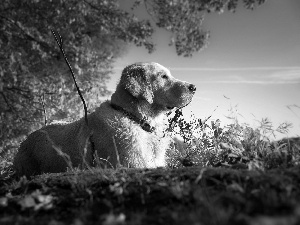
0 109 300 225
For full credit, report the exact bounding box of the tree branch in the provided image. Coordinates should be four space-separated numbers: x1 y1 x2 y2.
0 92 14 112
4 87 32 100
0 15 52 53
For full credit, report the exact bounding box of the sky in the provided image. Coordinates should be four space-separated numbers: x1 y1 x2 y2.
108 0 300 140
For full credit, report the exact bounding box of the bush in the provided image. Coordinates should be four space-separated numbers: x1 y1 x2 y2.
168 108 299 170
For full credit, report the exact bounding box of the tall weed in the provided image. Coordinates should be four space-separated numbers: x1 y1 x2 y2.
168 107 299 170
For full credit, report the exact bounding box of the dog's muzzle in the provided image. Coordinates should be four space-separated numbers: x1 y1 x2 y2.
188 84 196 93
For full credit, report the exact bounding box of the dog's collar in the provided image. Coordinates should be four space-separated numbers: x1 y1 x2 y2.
110 103 155 133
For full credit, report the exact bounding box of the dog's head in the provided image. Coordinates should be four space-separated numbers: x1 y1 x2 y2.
120 62 196 111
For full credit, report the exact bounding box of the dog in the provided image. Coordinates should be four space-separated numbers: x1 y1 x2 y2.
13 62 196 177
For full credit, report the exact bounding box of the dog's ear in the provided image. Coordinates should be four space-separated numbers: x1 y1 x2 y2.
122 64 154 104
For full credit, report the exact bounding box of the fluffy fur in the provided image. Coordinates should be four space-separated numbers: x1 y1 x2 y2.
13 62 196 177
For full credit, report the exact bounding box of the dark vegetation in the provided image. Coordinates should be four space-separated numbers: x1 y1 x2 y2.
1 165 300 224
3 0 300 224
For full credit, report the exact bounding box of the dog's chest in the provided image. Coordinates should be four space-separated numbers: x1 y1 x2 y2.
131 127 169 167
113 117 170 168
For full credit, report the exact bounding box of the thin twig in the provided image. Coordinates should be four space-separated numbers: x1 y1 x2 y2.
51 30 89 126
40 93 47 125
112 136 121 168
0 92 14 112
39 130 74 171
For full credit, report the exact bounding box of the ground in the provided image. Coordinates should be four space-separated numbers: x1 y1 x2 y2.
1 165 300 225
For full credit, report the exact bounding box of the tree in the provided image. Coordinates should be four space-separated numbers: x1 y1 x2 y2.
0 0 265 153
0 0 155 151
134 0 266 57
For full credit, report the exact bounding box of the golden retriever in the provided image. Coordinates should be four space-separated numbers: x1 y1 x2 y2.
13 62 196 177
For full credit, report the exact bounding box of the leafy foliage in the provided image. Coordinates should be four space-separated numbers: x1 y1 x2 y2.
138 0 266 56
168 107 299 170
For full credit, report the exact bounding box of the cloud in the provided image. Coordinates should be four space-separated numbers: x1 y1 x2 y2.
193 96 211 101
201 79 300 84
175 67 300 84
269 69 300 81
170 66 300 72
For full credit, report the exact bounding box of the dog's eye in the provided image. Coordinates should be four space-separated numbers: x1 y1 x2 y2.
161 74 168 79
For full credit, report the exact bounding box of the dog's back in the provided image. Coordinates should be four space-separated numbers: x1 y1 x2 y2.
13 119 93 177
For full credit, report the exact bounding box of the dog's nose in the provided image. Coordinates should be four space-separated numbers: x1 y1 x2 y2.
188 84 196 92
